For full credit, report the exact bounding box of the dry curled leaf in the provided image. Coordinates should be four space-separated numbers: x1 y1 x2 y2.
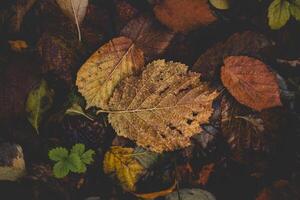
107 60 218 153
221 56 282 111
121 15 175 61
153 0 217 32
134 181 176 199
76 36 144 109
192 31 272 80
103 146 144 191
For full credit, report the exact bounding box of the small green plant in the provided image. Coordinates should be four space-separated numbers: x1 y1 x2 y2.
48 144 95 178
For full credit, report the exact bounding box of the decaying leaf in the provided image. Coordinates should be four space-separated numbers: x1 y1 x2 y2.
56 0 88 41
221 56 282 111
0 143 26 181
134 181 176 199
256 180 300 200
26 80 54 134
197 163 215 185
153 0 217 32
8 0 38 32
192 31 272 80
37 33 78 85
166 188 216 200
107 60 218 152
103 146 144 191
76 36 144 109
121 15 175 61
65 103 94 121
220 95 284 163
8 40 28 52
133 147 159 168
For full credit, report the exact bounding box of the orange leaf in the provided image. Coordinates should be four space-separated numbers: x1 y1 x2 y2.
134 181 176 199
154 0 217 33
221 56 282 111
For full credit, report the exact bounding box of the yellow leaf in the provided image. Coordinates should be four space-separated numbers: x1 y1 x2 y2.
103 146 144 191
8 40 28 52
76 36 144 109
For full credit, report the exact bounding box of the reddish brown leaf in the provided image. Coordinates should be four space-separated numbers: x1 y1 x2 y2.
220 95 285 163
121 15 175 61
153 0 217 33
197 163 214 185
221 56 282 111
192 31 272 80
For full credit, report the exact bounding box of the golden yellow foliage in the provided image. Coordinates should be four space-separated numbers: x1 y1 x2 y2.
76 36 144 109
103 146 144 191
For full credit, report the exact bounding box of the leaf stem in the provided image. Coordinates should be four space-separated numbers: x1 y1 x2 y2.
70 0 82 42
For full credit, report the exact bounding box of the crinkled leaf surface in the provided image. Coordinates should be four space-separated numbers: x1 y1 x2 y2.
103 146 144 191
166 188 216 200
121 15 175 61
154 0 217 32
268 0 290 30
26 79 54 134
76 36 144 109
221 56 282 111
107 60 218 152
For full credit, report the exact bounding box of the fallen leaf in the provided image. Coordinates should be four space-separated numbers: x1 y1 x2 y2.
76 36 144 109
133 147 159 168
121 15 175 61
65 103 94 121
197 163 214 185
8 0 38 32
268 0 290 30
209 0 230 10
153 0 217 32
26 79 54 134
56 0 89 40
134 181 176 199
166 188 216 200
192 31 272 80
37 33 78 85
256 180 300 200
8 40 28 52
106 60 218 152
103 146 144 191
0 143 26 181
220 95 284 163
221 56 282 111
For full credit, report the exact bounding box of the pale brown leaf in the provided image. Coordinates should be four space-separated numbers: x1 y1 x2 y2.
221 56 282 111
107 60 218 153
153 0 217 32
76 36 144 109
56 0 88 41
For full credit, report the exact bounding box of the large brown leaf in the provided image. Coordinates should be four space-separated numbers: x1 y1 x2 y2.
221 56 282 111
192 31 272 80
121 15 175 61
76 36 144 109
153 0 217 33
106 60 218 152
